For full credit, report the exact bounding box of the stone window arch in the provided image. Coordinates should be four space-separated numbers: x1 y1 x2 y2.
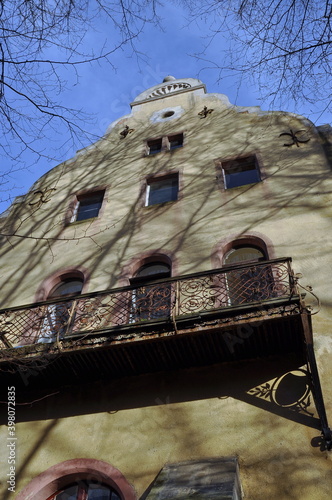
212 233 274 270
16 459 136 500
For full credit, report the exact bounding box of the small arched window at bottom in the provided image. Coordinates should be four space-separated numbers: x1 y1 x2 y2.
48 481 121 500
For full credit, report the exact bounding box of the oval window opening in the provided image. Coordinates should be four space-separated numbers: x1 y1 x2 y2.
162 111 175 118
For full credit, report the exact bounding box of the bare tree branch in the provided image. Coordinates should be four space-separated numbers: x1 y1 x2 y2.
185 0 332 117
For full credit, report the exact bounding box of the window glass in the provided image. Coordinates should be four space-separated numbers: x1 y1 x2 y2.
136 262 171 278
88 483 114 499
146 134 183 155
224 246 265 265
168 134 183 150
147 138 163 154
130 261 172 321
73 191 104 222
49 279 84 298
146 175 179 206
54 484 79 499
52 482 120 500
222 156 260 189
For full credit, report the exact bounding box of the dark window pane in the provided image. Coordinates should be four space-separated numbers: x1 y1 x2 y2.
147 176 178 206
88 483 113 499
49 280 83 298
168 134 183 150
147 138 162 154
136 263 170 278
222 156 260 188
110 494 121 500
76 192 104 221
54 485 79 500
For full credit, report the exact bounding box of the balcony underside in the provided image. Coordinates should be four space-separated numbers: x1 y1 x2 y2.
0 296 307 392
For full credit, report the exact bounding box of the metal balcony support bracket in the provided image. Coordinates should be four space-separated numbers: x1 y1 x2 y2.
301 312 332 450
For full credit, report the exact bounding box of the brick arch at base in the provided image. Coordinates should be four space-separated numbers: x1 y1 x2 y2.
16 458 137 500
211 232 276 268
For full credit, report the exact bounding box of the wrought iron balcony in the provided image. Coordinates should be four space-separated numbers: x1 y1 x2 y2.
0 258 299 350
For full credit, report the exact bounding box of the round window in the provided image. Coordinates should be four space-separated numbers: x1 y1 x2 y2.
162 110 175 118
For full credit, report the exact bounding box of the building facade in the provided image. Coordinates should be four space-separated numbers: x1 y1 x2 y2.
0 76 332 499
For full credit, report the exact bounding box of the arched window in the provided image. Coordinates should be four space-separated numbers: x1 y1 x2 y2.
223 245 271 305
15 459 136 500
38 275 84 343
48 480 121 500
135 262 171 279
48 278 84 298
224 245 266 265
130 261 172 322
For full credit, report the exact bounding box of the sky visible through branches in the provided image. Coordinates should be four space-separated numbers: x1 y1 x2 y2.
0 2 331 214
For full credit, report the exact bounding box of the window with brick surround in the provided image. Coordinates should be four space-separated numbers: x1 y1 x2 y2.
221 155 261 189
70 190 105 222
145 173 179 206
146 133 183 155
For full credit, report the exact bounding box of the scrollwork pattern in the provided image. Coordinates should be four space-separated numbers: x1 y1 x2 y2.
0 260 295 349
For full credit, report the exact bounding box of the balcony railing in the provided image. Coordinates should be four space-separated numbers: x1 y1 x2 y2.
0 258 298 349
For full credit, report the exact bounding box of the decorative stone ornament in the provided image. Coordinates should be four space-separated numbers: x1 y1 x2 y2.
28 188 56 207
198 106 214 118
120 125 134 138
279 129 310 147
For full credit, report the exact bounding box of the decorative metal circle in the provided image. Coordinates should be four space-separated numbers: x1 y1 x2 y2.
271 370 311 408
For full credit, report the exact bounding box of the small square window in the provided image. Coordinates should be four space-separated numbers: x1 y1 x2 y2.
71 191 105 222
146 174 179 206
147 138 163 155
168 134 183 150
222 156 261 189
146 133 183 155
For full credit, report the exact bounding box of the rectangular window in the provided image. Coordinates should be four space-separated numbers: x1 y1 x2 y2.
146 174 179 206
146 133 183 155
168 134 183 150
71 190 105 222
222 156 261 189
147 138 163 155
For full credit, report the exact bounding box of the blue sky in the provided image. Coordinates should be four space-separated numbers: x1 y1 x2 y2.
1 3 331 214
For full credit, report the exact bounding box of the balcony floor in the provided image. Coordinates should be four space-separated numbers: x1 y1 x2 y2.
0 296 307 392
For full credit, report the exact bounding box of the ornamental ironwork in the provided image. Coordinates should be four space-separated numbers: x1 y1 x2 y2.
0 258 297 349
279 129 310 147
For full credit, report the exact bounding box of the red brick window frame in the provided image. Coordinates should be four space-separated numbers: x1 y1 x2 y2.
16 459 136 500
65 188 106 225
216 153 264 190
